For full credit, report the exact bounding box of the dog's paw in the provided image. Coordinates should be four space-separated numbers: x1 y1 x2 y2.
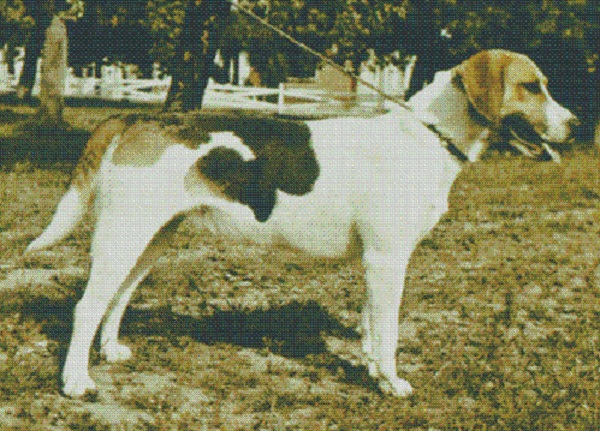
62 374 97 398
379 377 413 397
101 342 132 362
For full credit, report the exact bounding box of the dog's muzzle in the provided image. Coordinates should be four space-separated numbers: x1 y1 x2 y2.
501 114 579 163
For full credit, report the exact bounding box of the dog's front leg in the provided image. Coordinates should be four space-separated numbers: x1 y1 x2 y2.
362 248 413 397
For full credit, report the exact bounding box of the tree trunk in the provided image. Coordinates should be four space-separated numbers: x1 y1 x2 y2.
164 0 231 112
404 0 447 100
17 0 55 101
38 15 68 127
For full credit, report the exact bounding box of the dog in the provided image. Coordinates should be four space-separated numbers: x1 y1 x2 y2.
26 50 578 398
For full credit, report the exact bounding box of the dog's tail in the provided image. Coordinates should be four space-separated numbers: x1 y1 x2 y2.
26 117 127 252
26 185 88 251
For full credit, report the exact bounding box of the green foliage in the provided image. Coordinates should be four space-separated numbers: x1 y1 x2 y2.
0 0 83 54
0 0 30 48
444 1 599 61
3 1 600 72
143 0 185 69
2 1 600 111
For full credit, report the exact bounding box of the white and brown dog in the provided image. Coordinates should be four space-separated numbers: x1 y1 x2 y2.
27 50 578 398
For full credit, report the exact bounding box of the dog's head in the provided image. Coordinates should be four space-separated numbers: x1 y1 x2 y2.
456 49 579 162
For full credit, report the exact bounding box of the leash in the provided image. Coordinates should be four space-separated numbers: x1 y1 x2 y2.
227 1 468 164
228 0 411 110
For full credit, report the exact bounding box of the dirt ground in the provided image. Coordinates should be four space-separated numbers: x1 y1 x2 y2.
0 107 598 430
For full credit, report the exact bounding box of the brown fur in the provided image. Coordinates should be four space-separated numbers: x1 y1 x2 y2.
73 115 203 186
194 119 320 221
456 50 507 126
70 112 320 223
456 50 550 131
112 122 186 166
71 117 128 193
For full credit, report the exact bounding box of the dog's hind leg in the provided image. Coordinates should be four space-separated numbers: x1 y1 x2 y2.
61 209 181 398
99 216 184 363
62 241 142 396
362 247 413 397
99 267 149 363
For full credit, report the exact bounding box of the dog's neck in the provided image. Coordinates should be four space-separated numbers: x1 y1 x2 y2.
408 70 491 162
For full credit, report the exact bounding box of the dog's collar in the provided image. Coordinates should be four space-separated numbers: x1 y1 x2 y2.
425 123 470 164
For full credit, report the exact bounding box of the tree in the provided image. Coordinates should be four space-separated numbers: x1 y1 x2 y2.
8 0 81 101
163 0 231 111
403 0 449 98
67 0 153 76
16 0 55 100
38 14 68 127
0 1 31 75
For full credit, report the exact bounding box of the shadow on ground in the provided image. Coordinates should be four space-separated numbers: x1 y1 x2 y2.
16 295 377 389
122 300 359 355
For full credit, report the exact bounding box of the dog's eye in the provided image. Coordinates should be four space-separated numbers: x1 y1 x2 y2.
522 81 542 95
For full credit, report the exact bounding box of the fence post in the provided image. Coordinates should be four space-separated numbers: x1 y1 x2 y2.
403 55 417 99
278 82 285 115
377 65 385 110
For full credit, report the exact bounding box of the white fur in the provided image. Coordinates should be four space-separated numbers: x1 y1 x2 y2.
27 187 85 252
59 110 453 398
541 87 577 144
28 53 576 398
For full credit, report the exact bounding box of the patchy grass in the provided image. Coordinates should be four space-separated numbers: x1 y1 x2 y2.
0 105 598 430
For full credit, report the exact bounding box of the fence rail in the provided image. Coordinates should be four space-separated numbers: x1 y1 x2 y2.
0 73 387 116
0 47 411 116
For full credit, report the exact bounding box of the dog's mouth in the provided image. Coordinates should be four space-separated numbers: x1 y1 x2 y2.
502 115 563 163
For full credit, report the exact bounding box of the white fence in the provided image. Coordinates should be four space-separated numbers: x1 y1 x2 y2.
0 54 408 115
0 70 387 116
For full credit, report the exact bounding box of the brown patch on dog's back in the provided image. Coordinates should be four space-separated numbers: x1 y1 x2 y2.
72 117 127 190
111 115 205 166
74 112 320 223
112 122 175 166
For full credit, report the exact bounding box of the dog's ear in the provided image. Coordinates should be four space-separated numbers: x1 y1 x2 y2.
455 50 511 127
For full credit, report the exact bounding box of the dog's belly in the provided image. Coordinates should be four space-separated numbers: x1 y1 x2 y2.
201 182 357 259
269 192 358 258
